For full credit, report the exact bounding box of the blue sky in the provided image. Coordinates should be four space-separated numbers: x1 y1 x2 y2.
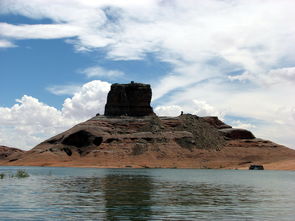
0 0 295 150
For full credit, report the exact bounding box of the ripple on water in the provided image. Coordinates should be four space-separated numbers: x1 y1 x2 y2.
0 167 295 220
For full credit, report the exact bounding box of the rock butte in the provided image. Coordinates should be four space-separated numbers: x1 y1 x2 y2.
1 82 295 169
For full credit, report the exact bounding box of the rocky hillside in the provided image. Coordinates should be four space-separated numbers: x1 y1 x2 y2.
0 146 24 161
1 82 295 169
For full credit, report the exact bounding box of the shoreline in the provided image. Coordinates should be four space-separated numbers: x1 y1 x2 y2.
2 159 295 171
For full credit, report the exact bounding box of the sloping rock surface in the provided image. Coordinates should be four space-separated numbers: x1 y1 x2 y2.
2 114 295 170
202 116 232 129
32 114 225 155
1 81 294 169
0 146 24 161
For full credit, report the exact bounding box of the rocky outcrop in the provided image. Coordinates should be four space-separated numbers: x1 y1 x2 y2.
30 114 226 157
201 116 232 129
104 82 154 116
219 128 255 140
201 116 254 140
1 82 294 170
249 165 264 170
1 114 294 169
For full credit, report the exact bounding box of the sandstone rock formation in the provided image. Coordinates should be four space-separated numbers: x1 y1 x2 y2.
2 114 294 170
202 116 232 129
104 82 154 116
1 82 295 170
219 128 255 140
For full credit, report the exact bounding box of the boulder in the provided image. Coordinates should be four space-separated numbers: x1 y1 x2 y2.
104 82 154 116
249 165 264 170
219 128 255 139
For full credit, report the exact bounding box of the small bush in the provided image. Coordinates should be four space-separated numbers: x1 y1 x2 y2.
14 170 30 178
0 173 5 179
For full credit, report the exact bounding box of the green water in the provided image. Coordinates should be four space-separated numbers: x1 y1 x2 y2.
0 167 295 220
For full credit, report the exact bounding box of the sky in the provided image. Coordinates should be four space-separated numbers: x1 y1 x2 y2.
0 0 295 150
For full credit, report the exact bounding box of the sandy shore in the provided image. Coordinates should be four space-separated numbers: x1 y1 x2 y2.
2 140 295 171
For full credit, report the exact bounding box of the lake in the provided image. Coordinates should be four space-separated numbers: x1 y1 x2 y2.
0 167 295 220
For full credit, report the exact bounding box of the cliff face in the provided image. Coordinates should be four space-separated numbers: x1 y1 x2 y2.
104 82 154 116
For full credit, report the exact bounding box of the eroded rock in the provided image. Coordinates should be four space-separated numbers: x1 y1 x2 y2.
104 82 154 116
201 116 232 129
62 130 103 147
219 128 255 140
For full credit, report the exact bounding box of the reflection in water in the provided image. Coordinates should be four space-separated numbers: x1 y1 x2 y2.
44 177 105 220
1 168 295 220
45 173 153 220
102 174 153 220
151 182 258 220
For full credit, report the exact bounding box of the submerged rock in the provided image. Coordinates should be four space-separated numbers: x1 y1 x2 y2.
249 165 264 170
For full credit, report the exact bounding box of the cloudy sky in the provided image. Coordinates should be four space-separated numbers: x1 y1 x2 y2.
0 0 295 150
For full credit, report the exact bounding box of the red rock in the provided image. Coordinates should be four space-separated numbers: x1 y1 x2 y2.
0 146 24 160
201 116 232 129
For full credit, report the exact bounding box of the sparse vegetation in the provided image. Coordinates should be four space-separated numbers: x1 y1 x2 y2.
14 170 30 178
0 170 30 179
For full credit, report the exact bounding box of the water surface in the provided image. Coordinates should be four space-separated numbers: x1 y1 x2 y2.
0 167 295 220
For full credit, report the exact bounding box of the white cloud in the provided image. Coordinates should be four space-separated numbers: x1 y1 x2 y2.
0 39 16 48
62 80 110 120
263 67 295 86
155 99 223 118
0 80 110 150
229 67 295 86
1 0 295 148
0 95 67 150
154 105 182 117
0 22 81 39
191 100 223 118
46 84 81 95
231 120 256 130
80 66 124 78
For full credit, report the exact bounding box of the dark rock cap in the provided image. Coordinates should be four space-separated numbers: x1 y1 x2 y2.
104 82 154 116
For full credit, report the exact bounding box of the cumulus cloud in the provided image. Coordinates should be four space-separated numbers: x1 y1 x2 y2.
62 80 110 120
0 80 110 150
0 95 67 149
155 99 223 118
154 105 182 117
80 66 124 78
